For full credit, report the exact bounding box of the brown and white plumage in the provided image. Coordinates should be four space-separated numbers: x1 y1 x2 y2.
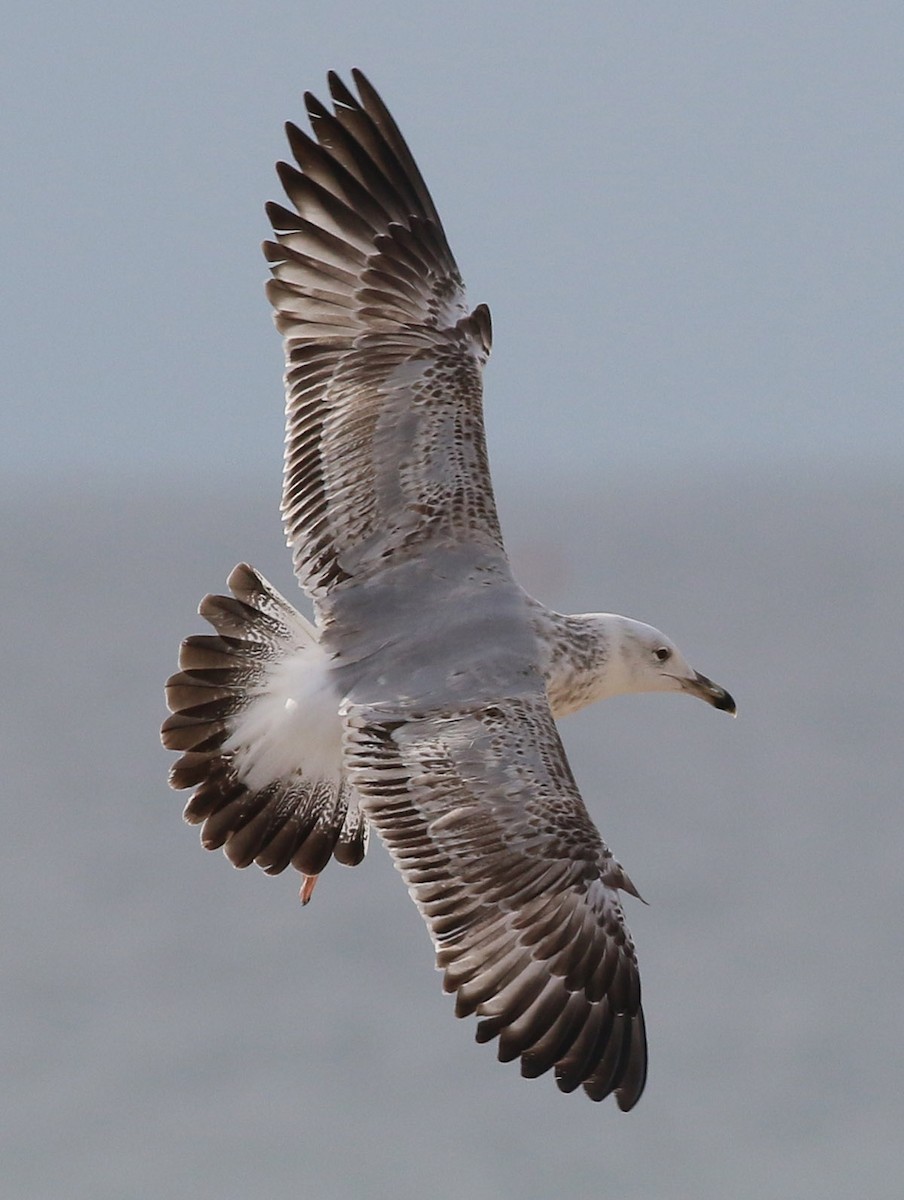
265 71 499 603
162 562 366 887
163 70 735 1109
343 693 646 1108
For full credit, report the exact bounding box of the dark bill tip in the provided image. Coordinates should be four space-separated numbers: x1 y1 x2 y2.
711 687 737 715
687 671 737 716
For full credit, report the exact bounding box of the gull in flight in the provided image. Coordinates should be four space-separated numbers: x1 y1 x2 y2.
162 70 735 1110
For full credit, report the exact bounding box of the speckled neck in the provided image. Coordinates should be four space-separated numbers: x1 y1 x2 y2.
527 600 626 718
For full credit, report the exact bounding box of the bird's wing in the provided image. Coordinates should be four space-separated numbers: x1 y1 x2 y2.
342 691 647 1109
265 70 503 605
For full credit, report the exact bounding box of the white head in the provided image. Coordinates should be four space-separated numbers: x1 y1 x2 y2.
598 616 736 713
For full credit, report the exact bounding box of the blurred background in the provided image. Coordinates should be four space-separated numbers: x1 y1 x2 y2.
2 3 902 1197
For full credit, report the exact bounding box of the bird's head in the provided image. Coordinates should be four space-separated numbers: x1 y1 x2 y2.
613 617 736 715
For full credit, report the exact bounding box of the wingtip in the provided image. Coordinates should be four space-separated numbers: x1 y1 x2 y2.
327 70 357 109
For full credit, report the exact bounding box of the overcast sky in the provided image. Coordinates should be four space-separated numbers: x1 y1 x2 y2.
3 1 902 487
4 9 903 1195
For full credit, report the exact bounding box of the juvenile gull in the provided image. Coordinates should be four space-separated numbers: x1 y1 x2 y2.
162 71 735 1110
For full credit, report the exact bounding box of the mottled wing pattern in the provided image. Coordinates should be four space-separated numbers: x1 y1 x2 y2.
162 564 367 876
265 70 502 603
343 694 647 1109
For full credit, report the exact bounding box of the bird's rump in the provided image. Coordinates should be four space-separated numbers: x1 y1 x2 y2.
162 563 367 877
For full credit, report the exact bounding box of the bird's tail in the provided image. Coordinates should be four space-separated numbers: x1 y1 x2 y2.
161 563 367 896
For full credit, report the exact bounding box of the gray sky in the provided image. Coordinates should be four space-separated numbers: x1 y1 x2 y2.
4 7 903 1194
3 0 902 486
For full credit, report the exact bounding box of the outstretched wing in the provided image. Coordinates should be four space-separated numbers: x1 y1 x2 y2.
265 70 502 605
343 693 647 1109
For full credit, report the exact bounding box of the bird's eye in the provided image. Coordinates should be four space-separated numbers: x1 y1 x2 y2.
654 647 671 662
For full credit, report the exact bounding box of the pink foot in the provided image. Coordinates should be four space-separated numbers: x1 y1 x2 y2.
299 874 319 906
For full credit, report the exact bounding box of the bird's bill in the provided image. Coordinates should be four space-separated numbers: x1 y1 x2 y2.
682 671 736 715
